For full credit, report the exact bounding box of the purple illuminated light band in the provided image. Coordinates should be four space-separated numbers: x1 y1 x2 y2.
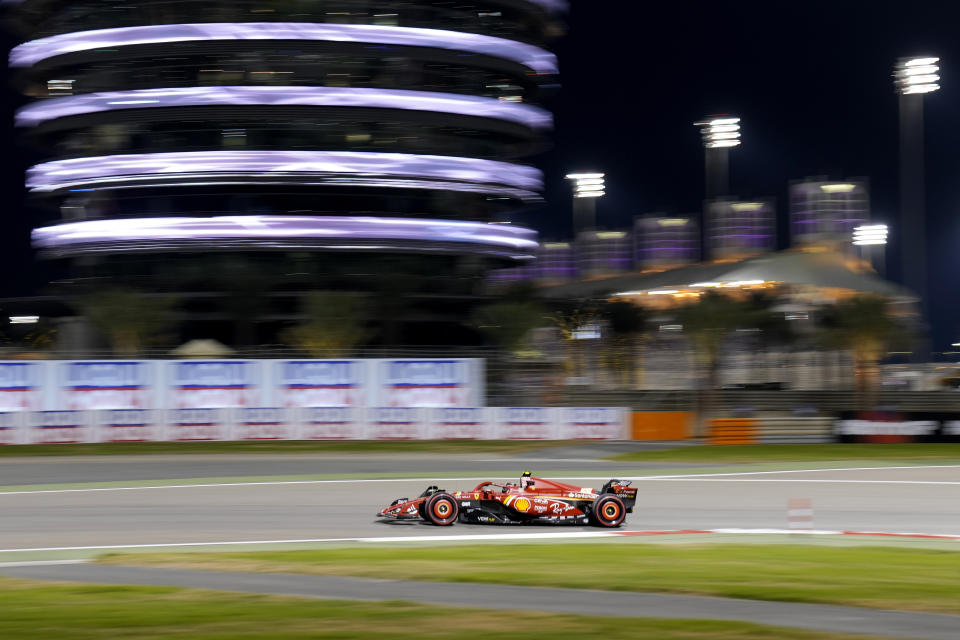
10 23 558 74
32 216 539 259
27 150 544 195
1 0 568 10
16 86 552 130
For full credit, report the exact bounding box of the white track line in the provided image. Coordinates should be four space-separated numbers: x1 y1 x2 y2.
0 532 619 553
641 479 960 485
2 528 959 555
0 559 90 568
637 465 960 479
0 466 957 496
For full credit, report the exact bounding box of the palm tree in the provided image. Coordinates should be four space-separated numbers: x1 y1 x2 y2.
473 299 546 356
282 291 373 358
816 295 906 404
550 300 599 380
674 291 762 436
600 300 648 388
76 288 180 357
745 292 794 387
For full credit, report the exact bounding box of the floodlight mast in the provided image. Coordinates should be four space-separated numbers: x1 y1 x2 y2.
853 223 888 276
695 115 740 200
566 172 605 233
895 56 939 361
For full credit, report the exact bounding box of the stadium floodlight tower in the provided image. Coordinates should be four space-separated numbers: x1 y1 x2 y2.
566 172 605 234
695 116 740 200
895 56 939 360
853 223 889 275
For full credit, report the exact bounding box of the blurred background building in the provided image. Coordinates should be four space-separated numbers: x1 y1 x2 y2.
789 178 870 250
633 215 700 271
705 198 776 261
574 230 631 278
7 0 564 347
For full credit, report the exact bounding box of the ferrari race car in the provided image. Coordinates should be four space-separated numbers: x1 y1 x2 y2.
377 472 638 527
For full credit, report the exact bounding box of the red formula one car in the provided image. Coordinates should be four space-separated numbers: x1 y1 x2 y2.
377 472 638 528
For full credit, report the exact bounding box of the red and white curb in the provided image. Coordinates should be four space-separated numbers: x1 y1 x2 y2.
2 528 960 555
619 529 960 541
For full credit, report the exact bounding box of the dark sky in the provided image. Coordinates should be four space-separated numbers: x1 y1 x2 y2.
1 1 959 349
527 0 960 351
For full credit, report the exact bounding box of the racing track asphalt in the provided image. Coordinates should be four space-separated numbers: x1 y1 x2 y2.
5 563 960 640
1 453 959 639
0 442 684 486
0 463 957 548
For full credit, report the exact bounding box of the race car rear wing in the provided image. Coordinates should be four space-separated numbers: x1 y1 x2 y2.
600 479 638 511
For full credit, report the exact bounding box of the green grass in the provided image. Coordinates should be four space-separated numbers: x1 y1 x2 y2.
608 443 960 463
0 576 893 639
102 543 960 614
0 440 574 457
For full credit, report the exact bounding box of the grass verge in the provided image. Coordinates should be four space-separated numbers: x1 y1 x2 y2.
0 576 891 640
608 443 960 463
102 543 960 614
0 440 575 457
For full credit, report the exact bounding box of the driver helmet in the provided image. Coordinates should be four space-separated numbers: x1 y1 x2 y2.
520 471 533 489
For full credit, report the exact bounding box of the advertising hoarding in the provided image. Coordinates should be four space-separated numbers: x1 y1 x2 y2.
274 360 367 407
59 360 156 410
0 362 42 411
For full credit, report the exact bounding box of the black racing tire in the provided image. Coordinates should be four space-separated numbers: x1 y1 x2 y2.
591 495 626 528
424 492 459 526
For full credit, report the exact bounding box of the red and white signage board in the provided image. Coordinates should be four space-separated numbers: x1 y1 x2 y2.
96 409 159 442
0 412 23 445
28 410 91 444
273 360 367 408
376 359 483 408
429 407 490 439
0 362 44 411
493 407 557 440
58 361 157 411
299 406 359 440
233 407 294 441
557 407 628 440
167 361 262 409
166 408 230 441
366 407 425 439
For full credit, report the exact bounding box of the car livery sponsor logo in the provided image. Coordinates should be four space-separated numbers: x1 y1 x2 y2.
534 505 548 513
474 493 481 500
550 503 566 514
566 492 595 499
533 497 549 505
514 497 531 512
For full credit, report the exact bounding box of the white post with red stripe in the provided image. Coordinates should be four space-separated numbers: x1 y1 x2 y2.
787 497 814 530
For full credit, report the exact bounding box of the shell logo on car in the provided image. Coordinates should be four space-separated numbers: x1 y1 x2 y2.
514 497 531 512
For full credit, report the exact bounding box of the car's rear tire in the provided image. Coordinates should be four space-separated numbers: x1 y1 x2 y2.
591 495 626 528
424 492 459 526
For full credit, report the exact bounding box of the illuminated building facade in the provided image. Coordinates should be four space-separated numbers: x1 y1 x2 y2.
789 178 869 250
7 0 564 344
706 198 775 261
633 215 699 270
530 241 576 283
575 230 631 278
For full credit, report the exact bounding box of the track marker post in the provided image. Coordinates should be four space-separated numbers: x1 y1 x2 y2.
787 497 814 531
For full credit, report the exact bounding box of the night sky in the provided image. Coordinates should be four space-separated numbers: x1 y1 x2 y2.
1 2 958 349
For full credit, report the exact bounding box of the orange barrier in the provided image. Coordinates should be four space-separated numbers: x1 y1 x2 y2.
631 412 693 441
709 418 758 445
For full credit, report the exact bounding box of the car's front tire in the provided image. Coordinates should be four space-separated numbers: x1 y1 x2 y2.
424 492 459 526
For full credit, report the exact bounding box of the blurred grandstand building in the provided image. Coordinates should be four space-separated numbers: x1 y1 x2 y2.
6 0 564 346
